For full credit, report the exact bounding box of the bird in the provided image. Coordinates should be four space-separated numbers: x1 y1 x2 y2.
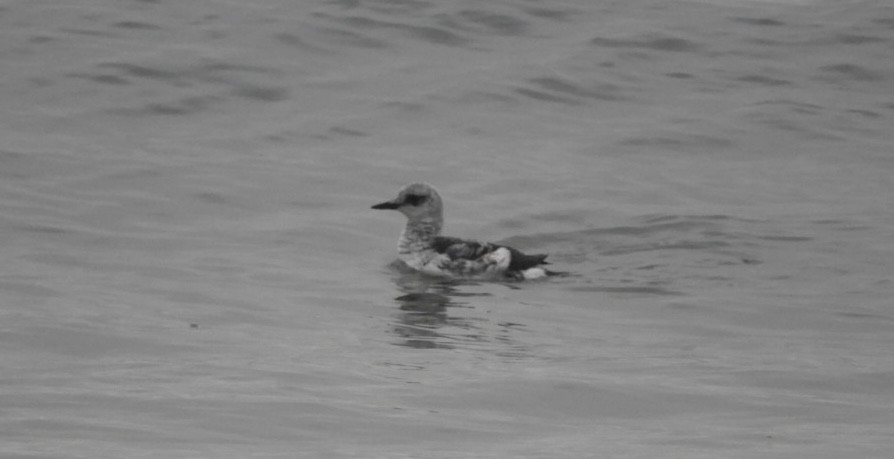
371 182 556 280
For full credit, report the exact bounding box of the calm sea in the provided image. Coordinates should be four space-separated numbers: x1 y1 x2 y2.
2 0 893 457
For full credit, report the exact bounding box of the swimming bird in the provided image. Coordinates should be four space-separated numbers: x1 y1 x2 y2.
371 182 555 280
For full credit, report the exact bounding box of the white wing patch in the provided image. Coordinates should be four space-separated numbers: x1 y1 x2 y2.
482 247 511 271
520 267 547 280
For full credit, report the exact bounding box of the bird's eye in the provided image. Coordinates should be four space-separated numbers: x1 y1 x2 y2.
403 194 427 206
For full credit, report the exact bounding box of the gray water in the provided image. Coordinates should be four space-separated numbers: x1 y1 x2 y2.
2 0 893 457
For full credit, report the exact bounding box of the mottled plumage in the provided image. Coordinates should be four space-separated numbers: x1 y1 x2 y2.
431 237 548 272
372 183 554 280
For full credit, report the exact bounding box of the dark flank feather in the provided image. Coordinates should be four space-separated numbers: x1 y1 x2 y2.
504 247 549 271
432 236 549 272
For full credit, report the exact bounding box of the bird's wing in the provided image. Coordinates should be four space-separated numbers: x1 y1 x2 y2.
432 236 499 260
432 236 548 272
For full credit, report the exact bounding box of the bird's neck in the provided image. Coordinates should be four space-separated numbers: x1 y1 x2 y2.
398 216 442 254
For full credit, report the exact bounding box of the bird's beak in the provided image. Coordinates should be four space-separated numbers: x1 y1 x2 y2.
371 200 400 210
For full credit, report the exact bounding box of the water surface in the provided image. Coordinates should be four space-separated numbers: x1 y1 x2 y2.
1 0 893 457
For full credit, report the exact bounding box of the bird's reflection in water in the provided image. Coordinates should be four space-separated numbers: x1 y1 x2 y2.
394 276 487 349
388 263 530 357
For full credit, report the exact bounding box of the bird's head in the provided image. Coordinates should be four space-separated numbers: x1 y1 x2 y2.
371 182 443 221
